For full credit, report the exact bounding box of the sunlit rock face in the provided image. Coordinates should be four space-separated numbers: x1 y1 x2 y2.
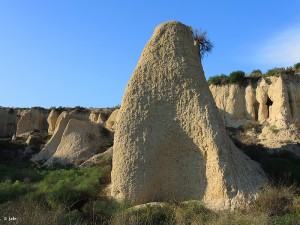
111 21 265 210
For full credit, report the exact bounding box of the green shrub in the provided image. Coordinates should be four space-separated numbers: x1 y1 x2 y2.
229 70 245 83
207 74 229 85
31 106 46 110
34 167 102 208
0 180 31 203
250 69 263 77
113 204 175 225
0 161 44 182
83 199 128 223
175 201 217 224
73 106 87 113
265 68 278 77
294 62 300 71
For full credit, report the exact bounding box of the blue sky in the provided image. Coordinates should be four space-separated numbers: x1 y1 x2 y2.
1 1 300 108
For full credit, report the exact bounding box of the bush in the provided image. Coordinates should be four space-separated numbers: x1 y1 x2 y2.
250 69 263 77
252 185 295 216
34 167 102 208
0 180 31 203
229 70 245 84
265 68 280 77
113 204 175 225
175 201 216 224
83 199 128 224
0 161 44 182
207 74 229 85
294 62 300 71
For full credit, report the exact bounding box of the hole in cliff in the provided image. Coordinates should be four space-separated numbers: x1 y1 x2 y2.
266 96 273 118
254 101 259 121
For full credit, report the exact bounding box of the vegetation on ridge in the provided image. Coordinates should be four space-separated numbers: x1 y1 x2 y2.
207 62 300 86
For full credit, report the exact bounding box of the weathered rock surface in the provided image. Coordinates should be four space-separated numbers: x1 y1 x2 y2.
31 111 89 162
44 119 110 166
80 147 113 168
210 75 300 129
111 21 265 210
105 109 119 131
89 111 100 123
16 108 49 137
0 108 19 137
209 75 300 151
47 109 59 135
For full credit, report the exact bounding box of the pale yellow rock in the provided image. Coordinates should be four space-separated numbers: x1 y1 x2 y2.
96 111 108 124
31 111 89 162
44 119 110 166
47 109 59 135
80 147 113 168
0 108 19 137
245 84 257 120
111 21 265 210
89 111 99 123
105 109 119 131
267 76 292 128
16 108 49 137
209 84 246 127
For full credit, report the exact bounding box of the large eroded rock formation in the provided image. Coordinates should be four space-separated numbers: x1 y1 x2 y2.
16 108 49 137
111 21 265 210
31 111 89 162
209 75 300 129
0 108 19 137
44 119 110 166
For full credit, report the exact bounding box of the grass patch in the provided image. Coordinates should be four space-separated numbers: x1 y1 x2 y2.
32 167 102 208
0 180 32 203
0 161 44 182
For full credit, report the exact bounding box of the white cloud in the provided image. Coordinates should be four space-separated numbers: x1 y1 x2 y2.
256 23 300 66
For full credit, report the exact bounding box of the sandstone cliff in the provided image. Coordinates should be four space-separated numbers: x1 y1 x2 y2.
209 75 300 129
44 119 110 166
31 111 90 162
16 108 49 137
0 108 20 137
111 21 265 210
209 75 300 152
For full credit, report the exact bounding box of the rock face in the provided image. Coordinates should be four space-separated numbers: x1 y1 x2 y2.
31 111 89 162
44 119 110 166
0 108 19 137
105 109 119 131
47 109 59 135
89 111 99 123
16 108 49 137
111 21 265 210
80 147 113 168
209 75 300 129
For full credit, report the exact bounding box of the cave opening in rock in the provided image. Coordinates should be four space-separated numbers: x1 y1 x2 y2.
266 96 273 118
254 101 259 121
